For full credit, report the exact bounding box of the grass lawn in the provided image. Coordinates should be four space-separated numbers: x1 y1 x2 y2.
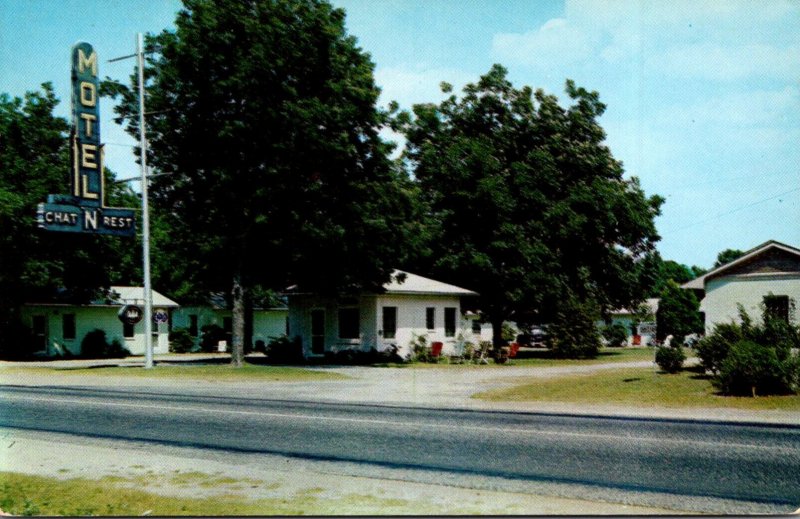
474 366 800 411
0 363 348 382
0 472 420 516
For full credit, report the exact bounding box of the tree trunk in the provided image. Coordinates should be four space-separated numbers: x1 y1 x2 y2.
244 290 253 355
231 268 246 368
491 318 505 347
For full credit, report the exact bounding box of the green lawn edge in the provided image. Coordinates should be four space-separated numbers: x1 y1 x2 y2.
474 366 800 411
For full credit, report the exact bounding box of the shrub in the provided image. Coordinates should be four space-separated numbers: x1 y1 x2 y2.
199 324 226 352
264 335 303 364
716 340 784 397
602 323 628 347
168 327 195 353
80 329 130 359
0 321 33 360
546 297 601 359
409 334 434 363
695 322 742 375
655 345 685 373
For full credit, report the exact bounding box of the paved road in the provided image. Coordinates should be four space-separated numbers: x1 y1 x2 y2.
1 384 798 513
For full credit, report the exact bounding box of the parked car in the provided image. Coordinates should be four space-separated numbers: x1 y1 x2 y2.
517 326 548 347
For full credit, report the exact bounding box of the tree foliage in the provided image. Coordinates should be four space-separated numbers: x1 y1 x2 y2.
394 65 663 347
714 248 745 268
655 280 703 341
103 0 420 365
0 84 137 356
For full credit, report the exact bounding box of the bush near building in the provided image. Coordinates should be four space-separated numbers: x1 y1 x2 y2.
602 323 628 347
655 344 686 373
80 329 129 359
168 328 195 353
696 303 800 397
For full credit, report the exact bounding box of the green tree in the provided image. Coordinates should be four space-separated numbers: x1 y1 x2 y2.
0 84 136 356
655 280 703 341
395 65 663 349
103 0 419 366
714 248 745 268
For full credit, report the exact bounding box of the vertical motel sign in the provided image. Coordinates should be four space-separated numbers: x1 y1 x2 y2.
38 42 136 236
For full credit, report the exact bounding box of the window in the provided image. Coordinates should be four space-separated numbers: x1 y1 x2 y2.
338 308 359 339
382 307 397 339
123 322 135 338
189 315 198 337
472 319 481 334
764 295 790 323
62 314 76 340
444 307 456 337
426 307 435 330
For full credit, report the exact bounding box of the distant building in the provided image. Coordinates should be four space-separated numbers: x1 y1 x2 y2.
286 270 482 358
597 298 659 346
682 240 800 333
21 286 178 356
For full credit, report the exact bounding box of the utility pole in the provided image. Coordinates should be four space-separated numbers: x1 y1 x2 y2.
138 33 154 369
109 33 153 368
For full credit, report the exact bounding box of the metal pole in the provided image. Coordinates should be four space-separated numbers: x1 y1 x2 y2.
138 33 154 369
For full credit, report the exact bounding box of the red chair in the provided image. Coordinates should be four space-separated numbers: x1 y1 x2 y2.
431 341 443 358
508 342 520 358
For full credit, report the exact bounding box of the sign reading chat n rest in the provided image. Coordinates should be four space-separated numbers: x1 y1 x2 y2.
37 42 136 237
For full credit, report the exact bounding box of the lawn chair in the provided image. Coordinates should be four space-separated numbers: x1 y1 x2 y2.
508 342 520 358
476 341 491 364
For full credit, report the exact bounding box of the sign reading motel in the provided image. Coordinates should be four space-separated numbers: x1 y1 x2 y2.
37 42 136 237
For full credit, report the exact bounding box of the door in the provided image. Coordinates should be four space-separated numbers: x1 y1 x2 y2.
31 315 48 355
381 306 397 348
311 309 325 355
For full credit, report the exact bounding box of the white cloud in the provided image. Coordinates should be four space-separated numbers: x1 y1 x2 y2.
491 18 597 68
492 0 800 81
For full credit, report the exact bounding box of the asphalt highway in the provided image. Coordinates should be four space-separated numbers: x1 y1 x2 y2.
1 384 798 513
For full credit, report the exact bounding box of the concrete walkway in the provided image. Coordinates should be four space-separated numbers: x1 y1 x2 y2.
2 353 799 426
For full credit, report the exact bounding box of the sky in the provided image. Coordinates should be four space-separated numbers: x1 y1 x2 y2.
1 0 798 270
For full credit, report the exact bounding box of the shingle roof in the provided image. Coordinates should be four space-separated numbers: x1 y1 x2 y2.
107 286 180 307
682 240 800 290
384 270 478 296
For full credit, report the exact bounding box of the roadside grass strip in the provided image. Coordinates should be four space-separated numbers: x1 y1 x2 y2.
0 471 424 516
0 364 347 381
474 367 800 411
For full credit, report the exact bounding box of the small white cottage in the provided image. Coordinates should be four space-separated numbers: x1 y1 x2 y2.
21 286 179 357
597 298 659 346
682 240 800 333
287 270 480 359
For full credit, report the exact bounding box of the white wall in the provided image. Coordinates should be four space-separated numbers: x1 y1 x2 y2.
287 293 474 358
701 274 800 332
21 305 170 356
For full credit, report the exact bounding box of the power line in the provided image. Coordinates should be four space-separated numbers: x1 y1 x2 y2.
665 186 800 232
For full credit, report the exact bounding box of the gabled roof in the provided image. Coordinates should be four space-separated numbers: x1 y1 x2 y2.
106 286 180 307
682 240 800 290
385 270 478 296
26 286 180 307
285 270 479 297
